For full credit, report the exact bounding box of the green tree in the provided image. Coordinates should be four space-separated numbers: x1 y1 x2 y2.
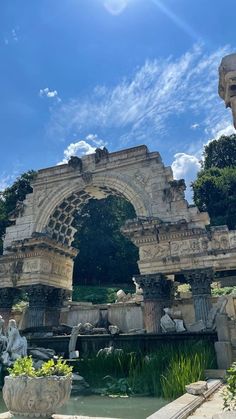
203 134 236 169
72 196 139 285
0 171 36 253
192 135 236 229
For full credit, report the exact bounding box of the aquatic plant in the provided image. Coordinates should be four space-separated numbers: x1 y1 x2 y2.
79 340 216 399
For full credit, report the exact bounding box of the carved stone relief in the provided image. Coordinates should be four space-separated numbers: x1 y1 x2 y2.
23 260 39 273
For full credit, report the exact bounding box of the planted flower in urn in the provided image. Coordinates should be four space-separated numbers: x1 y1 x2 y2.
3 356 72 417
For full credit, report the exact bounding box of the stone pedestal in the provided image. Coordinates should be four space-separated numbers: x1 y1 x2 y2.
0 288 18 324
135 274 173 333
184 268 213 323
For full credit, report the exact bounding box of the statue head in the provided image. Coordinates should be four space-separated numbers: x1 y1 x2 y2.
219 53 236 128
8 319 17 329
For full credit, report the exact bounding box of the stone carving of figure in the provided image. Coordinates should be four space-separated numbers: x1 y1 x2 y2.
95 147 109 164
68 324 82 359
2 319 27 365
68 156 83 171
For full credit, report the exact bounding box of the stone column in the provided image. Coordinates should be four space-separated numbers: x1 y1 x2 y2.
135 273 173 333
26 285 50 328
0 287 17 324
45 288 72 327
184 268 213 323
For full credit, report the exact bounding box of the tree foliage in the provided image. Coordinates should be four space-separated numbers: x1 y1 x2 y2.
192 135 236 229
0 171 36 253
203 134 236 169
72 196 139 285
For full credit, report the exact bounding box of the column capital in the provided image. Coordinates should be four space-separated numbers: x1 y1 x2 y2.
183 268 213 296
134 273 172 300
47 288 71 308
26 285 50 309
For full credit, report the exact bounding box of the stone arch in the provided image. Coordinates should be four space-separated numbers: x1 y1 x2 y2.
34 173 151 245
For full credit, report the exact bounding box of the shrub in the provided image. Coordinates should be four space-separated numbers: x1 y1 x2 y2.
8 356 72 378
8 356 36 377
223 362 236 411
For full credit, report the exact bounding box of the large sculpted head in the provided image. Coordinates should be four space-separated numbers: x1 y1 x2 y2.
219 53 236 128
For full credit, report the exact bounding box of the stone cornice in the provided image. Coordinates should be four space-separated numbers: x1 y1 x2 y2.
5 236 77 259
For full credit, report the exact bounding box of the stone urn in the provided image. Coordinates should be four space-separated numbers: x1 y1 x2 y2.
3 375 72 417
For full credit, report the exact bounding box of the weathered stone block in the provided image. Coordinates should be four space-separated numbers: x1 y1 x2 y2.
216 314 230 341
185 380 208 395
215 341 233 369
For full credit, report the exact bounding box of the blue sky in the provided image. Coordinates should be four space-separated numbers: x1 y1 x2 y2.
1 0 236 199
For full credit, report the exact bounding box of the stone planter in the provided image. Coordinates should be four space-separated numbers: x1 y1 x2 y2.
3 375 72 417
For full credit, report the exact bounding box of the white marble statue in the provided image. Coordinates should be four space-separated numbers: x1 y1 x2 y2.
1 319 27 365
68 324 82 359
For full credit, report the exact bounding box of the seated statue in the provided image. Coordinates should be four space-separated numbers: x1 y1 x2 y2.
1 319 27 365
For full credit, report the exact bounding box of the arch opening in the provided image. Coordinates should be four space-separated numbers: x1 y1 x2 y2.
45 184 138 247
72 195 139 287
44 185 140 288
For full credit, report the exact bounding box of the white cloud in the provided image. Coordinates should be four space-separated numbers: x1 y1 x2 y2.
172 153 201 201
0 173 17 192
39 88 61 101
191 123 199 130
11 29 18 42
47 44 233 148
103 0 129 15
4 27 19 45
172 152 201 180
58 134 106 164
210 123 236 141
171 123 236 202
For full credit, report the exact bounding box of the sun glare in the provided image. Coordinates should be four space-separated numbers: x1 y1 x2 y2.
103 0 129 15
151 0 200 41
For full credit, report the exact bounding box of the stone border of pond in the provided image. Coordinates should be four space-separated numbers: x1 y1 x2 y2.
0 414 117 419
0 379 221 419
146 378 222 419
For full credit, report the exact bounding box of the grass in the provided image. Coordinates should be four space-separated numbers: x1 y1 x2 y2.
77 340 216 399
72 285 133 304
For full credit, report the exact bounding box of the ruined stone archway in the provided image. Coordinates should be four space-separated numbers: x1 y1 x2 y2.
1 144 236 330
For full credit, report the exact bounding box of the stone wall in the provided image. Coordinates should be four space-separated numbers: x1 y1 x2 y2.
12 295 236 333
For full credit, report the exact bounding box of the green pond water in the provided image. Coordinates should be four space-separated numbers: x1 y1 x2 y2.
0 393 167 419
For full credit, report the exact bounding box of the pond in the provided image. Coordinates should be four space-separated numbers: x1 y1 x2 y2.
59 395 168 418
0 393 167 419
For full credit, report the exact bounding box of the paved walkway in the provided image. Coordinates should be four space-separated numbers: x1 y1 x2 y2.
190 386 225 418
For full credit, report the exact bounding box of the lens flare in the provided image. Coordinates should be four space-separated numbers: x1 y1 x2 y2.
151 0 200 41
